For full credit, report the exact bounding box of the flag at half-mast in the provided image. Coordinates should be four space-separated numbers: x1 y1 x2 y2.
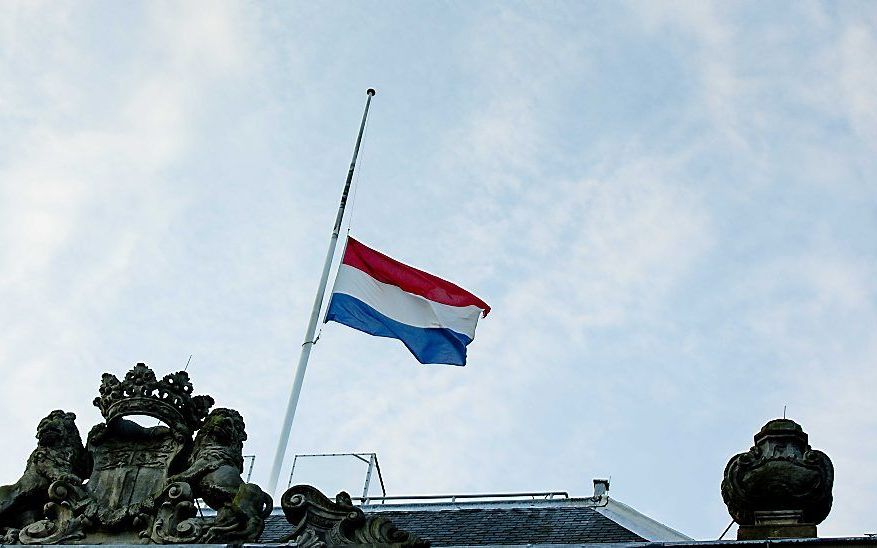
325 237 490 365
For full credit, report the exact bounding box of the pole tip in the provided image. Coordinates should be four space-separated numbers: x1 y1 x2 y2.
367 88 376 96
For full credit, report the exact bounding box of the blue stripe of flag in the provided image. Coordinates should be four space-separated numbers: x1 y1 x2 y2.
326 293 472 365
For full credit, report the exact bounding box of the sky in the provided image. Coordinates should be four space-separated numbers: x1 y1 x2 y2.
1 0 876 540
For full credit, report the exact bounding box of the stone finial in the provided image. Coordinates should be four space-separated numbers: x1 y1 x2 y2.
721 419 833 540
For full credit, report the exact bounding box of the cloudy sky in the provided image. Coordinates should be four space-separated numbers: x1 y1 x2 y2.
1 0 876 539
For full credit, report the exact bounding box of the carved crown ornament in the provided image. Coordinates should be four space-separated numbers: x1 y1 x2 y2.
93 363 215 436
0 362 426 546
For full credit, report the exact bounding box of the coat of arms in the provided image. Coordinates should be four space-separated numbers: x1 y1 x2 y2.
0 363 272 544
0 362 426 546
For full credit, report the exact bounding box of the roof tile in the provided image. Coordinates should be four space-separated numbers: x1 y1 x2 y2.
259 506 646 545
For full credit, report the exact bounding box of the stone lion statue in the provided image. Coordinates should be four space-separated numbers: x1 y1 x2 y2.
0 410 88 530
167 408 272 541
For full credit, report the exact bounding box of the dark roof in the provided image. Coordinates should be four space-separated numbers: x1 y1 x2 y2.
258 500 647 546
370 506 646 546
260 513 295 543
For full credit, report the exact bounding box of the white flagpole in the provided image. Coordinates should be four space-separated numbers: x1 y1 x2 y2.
267 89 376 496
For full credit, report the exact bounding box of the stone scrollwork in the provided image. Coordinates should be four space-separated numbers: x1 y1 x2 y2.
329 509 426 546
281 485 428 547
148 482 203 544
18 481 90 545
293 528 327 548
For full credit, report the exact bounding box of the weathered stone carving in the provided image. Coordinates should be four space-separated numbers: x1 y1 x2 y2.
722 419 833 539
93 364 215 437
167 408 273 541
17 480 91 545
2 363 426 545
86 419 187 533
0 363 272 544
280 484 429 547
0 411 88 535
148 481 204 544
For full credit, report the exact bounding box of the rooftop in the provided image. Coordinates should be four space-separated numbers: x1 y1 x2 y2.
257 493 691 546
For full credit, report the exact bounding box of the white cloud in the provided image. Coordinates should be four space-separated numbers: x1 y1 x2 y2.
0 0 263 479
839 24 877 148
635 2 753 149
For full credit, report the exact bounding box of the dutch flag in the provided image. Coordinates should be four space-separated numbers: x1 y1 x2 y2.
325 237 490 365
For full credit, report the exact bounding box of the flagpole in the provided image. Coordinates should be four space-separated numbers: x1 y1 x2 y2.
267 88 376 496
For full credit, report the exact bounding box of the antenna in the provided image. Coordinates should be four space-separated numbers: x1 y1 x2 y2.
181 353 203 518
244 455 256 482
783 405 787 419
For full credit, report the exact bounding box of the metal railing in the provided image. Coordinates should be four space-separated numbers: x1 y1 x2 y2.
288 452 387 500
354 491 570 505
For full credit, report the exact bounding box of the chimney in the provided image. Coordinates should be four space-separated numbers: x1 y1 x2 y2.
593 478 610 498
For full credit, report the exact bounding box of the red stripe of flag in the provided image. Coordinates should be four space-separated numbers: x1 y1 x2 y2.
341 237 491 316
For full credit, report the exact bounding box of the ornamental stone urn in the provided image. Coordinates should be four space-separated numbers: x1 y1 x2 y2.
721 419 833 540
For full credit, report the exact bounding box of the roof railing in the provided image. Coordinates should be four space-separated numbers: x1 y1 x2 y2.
288 452 387 501
355 491 570 505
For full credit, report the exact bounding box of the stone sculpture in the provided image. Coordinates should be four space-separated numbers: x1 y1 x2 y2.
0 362 426 545
0 363 272 544
0 411 88 541
167 408 273 541
722 418 833 539
280 484 428 547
